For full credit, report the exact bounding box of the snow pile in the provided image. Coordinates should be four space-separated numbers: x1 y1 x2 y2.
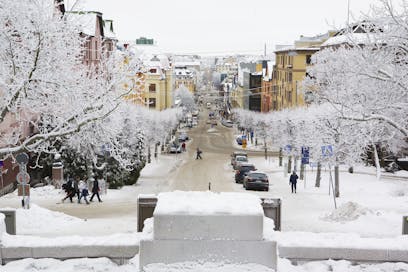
144 262 275 272
279 258 408 272
28 185 62 198
322 202 379 222
207 128 217 133
155 191 263 215
16 204 83 234
1 232 141 247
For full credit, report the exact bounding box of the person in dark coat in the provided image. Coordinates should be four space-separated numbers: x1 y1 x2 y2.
89 177 102 202
62 178 75 203
73 176 80 202
196 147 202 159
289 171 299 193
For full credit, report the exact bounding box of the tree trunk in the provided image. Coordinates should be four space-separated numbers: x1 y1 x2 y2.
279 148 283 167
334 165 339 197
148 145 151 164
300 163 305 180
373 144 381 180
315 162 321 187
287 156 292 173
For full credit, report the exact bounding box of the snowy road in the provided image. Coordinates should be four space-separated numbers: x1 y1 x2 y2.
1 108 407 238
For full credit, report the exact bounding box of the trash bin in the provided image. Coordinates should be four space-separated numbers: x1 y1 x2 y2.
137 195 158 232
403 216 408 235
261 198 281 231
0 210 16 235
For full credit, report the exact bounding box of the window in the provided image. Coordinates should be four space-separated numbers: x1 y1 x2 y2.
306 55 312 65
150 68 157 73
149 98 156 108
149 84 156 93
288 72 292 82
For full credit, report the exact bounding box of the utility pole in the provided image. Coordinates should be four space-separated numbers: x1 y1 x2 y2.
264 43 267 57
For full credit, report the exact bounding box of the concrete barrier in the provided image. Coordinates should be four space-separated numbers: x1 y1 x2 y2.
140 239 277 269
278 246 408 263
1 245 139 265
0 210 16 235
154 214 263 241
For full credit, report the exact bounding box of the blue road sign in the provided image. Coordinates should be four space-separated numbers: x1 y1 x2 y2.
284 145 292 153
0 160 3 167
321 145 334 157
301 146 310 164
301 157 309 164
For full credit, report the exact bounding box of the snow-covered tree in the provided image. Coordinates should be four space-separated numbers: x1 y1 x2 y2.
304 0 408 142
174 86 195 112
0 0 143 159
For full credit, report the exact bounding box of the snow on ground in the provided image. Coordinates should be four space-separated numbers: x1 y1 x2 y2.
155 191 263 215
240 157 408 237
2 257 408 272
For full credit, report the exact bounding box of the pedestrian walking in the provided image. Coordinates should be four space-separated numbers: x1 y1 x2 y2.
73 176 80 202
181 142 186 152
196 147 203 160
62 178 75 203
78 179 89 204
89 177 102 202
289 171 299 193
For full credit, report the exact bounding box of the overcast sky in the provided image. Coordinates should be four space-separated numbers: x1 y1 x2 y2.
80 0 375 55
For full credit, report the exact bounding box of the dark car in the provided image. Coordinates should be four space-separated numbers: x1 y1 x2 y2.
235 163 256 184
244 172 269 191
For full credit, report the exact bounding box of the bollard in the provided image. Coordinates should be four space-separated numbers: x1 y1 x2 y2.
261 198 281 231
0 210 16 235
137 195 158 232
403 216 408 235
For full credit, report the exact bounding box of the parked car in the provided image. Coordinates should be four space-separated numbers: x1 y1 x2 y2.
243 171 269 191
192 120 198 127
192 110 199 116
206 102 211 109
169 143 182 153
178 132 189 142
210 119 217 126
231 151 248 165
235 163 256 183
233 155 248 170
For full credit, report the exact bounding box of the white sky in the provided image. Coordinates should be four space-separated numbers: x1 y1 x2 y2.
79 0 375 55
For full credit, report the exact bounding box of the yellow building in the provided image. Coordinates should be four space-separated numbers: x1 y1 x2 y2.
265 32 334 111
142 57 174 110
122 54 174 111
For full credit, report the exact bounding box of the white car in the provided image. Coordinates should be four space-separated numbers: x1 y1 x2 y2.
169 144 182 153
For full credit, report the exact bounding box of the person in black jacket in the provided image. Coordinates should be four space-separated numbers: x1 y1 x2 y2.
89 177 102 202
289 171 299 193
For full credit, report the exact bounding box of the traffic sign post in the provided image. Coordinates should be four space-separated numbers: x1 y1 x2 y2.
0 160 3 191
321 146 336 209
15 153 30 209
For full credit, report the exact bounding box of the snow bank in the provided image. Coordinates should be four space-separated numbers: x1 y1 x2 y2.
321 202 380 222
269 231 408 250
207 128 217 133
16 204 82 235
279 258 408 272
155 191 263 215
1 232 142 247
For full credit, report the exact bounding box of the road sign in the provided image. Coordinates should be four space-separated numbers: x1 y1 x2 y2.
0 160 3 167
16 153 29 165
301 157 309 165
301 146 310 164
16 172 30 184
284 145 292 153
18 184 30 196
321 145 334 157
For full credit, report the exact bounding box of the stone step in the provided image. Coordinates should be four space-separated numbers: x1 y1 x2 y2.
139 239 277 271
154 214 263 240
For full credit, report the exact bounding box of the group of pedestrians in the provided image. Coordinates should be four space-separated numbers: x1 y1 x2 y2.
62 176 102 204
